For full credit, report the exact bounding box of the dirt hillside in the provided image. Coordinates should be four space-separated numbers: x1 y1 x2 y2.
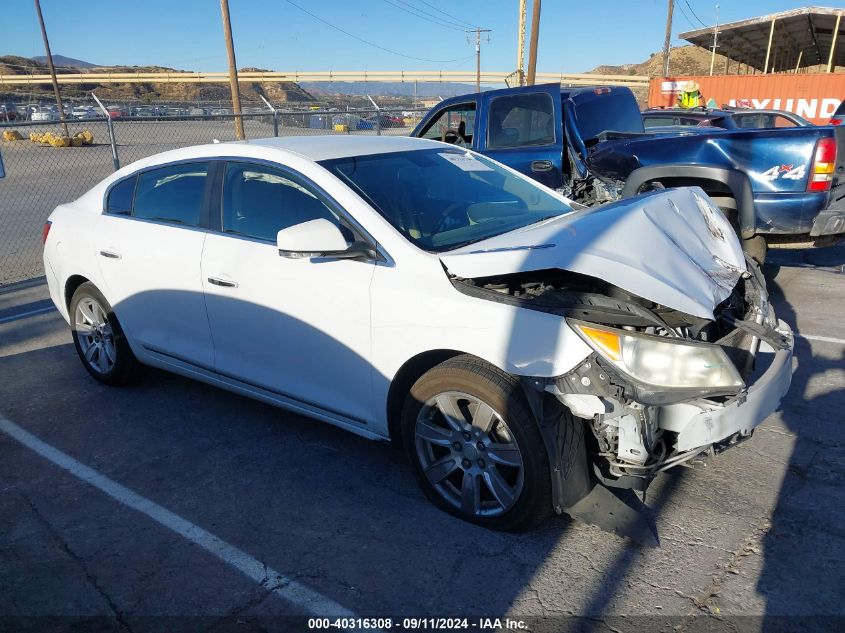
0 56 315 104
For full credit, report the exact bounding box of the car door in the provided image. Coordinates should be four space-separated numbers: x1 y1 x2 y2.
478 86 564 188
96 161 215 368
201 160 376 423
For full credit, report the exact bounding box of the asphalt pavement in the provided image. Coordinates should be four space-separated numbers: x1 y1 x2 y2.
0 246 843 632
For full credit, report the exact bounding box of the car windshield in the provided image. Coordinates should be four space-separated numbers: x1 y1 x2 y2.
319 148 573 252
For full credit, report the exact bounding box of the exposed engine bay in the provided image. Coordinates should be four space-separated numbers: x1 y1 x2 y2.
449 258 790 491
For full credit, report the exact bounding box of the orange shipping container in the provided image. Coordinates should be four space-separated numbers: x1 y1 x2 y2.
647 73 845 124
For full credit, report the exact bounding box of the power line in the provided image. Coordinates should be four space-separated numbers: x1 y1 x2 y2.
283 0 472 63
410 0 476 28
674 0 697 29
380 0 465 31
684 0 708 27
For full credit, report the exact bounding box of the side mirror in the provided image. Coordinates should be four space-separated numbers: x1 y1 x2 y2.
277 218 375 260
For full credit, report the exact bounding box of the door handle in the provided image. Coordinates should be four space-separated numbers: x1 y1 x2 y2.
207 277 238 288
531 160 554 173
99 250 121 259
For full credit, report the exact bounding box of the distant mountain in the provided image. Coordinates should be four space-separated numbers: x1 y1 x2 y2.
32 54 98 68
301 80 485 98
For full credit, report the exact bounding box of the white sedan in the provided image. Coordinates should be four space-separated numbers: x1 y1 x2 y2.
43 136 794 532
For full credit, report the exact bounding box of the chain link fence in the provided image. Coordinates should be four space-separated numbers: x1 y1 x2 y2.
0 107 426 286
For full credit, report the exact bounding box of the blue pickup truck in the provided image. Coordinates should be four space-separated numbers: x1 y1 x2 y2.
411 84 845 261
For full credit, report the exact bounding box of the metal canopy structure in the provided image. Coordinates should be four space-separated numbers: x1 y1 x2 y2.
680 6 845 73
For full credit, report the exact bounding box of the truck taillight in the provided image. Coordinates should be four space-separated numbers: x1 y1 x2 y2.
41 221 52 244
830 118 842 125
808 137 837 192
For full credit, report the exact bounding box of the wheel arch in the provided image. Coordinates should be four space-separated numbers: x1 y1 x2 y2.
386 349 469 444
621 164 757 238
64 274 91 309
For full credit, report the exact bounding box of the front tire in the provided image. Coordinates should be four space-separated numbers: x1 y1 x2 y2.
401 356 552 532
70 282 139 385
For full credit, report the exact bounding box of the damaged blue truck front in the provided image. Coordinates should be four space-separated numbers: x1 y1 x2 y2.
412 84 845 261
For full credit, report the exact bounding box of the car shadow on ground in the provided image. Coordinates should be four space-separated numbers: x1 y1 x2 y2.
756 246 845 630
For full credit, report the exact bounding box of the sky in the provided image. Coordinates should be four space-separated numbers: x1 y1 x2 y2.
2 1 826 74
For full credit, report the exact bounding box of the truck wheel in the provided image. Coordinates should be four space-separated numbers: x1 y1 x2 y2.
401 355 552 532
742 236 767 264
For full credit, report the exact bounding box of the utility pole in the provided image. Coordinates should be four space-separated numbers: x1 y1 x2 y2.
526 0 541 85
34 0 68 137
709 4 720 76
661 0 674 77
467 27 492 93
220 0 244 140
516 0 527 85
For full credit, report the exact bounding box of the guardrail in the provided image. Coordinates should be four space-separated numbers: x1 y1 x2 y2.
0 70 650 88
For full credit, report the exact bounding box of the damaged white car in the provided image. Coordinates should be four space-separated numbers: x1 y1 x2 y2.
43 136 794 534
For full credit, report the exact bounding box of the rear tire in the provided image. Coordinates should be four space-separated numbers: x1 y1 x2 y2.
401 355 552 532
70 282 139 386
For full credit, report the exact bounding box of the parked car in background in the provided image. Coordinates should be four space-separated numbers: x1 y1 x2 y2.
413 84 845 262
356 114 403 130
71 106 98 120
30 107 60 122
107 106 129 119
642 107 813 130
0 104 18 122
43 135 793 533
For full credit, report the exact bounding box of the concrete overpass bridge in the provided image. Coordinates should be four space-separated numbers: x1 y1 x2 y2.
0 69 649 88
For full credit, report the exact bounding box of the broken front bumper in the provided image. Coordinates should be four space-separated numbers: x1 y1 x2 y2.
658 318 794 452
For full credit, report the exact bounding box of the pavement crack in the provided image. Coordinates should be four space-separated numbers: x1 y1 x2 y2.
675 518 771 628
20 491 134 633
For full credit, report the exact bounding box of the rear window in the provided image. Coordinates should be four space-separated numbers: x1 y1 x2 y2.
573 92 644 140
643 115 675 127
834 101 845 116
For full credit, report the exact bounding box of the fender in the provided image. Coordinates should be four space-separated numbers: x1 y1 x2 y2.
621 164 757 239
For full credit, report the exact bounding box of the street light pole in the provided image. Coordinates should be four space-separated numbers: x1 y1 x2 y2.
220 0 245 140
33 0 69 137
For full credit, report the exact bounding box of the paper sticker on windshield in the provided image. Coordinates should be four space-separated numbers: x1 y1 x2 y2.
439 152 493 172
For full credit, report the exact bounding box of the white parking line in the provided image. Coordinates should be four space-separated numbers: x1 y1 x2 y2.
797 333 845 345
0 305 56 325
0 414 355 617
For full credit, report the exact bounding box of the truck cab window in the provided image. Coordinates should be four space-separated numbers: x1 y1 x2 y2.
487 92 555 150
419 103 476 147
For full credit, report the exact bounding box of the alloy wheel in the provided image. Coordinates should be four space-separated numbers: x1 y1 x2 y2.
74 298 116 374
414 391 524 518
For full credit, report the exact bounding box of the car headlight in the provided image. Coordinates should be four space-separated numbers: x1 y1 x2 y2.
569 320 744 391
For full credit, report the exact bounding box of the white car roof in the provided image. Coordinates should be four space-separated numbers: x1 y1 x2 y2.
246 135 444 161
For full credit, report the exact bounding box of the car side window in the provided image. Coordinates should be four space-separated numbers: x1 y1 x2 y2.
487 93 555 149
419 102 476 147
222 162 345 242
106 176 137 215
133 162 209 226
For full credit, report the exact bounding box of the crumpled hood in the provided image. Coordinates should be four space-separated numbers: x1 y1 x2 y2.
440 187 746 320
